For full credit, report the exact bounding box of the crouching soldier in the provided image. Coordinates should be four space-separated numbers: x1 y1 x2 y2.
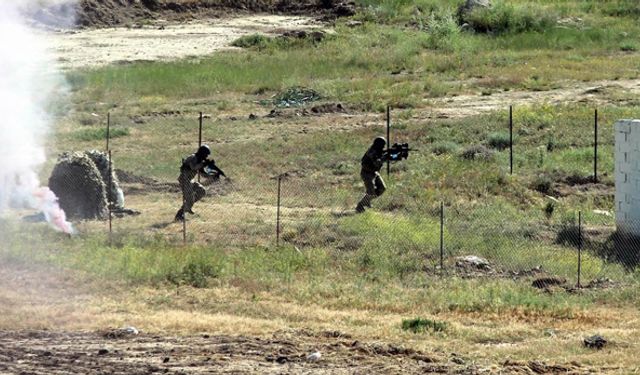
356 137 387 213
174 145 226 221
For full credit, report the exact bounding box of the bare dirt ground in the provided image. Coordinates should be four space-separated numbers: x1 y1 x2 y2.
0 263 486 374
0 330 468 375
0 261 612 374
48 15 323 69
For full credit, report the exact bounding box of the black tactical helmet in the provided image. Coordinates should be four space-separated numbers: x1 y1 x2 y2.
373 136 387 149
196 144 211 160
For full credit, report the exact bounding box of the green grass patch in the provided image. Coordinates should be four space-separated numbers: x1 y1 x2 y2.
72 127 130 142
402 318 447 333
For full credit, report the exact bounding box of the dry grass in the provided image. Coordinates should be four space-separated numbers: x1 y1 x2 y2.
1 261 638 370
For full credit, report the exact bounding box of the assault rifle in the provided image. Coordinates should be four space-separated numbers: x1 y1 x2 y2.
202 159 227 178
384 142 417 161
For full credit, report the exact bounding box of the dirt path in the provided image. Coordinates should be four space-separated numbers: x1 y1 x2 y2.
424 78 640 119
48 15 322 69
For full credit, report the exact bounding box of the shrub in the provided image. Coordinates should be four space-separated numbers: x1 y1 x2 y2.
532 174 553 194
460 144 494 161
462 2 557 34
487 132 510 150
431 141 460 155
620 43 637 52
423 9 462 51
601 2 640 17
402 318 447 333
168 260 219 288
231 34 271 49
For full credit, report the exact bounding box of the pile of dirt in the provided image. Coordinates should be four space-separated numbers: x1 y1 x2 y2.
31 0 356 28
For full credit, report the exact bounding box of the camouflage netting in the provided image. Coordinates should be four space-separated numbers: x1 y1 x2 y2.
85 150 125 209
49 152 109 220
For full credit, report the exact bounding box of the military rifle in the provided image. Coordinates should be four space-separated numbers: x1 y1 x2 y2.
384 142 417 161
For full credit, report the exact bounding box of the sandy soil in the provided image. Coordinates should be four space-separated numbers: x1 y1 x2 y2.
47 15 322 69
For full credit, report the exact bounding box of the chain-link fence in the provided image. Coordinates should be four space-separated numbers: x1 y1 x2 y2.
53 106 640 285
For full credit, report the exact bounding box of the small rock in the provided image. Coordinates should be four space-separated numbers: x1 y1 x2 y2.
345 20 363 27
163 357 170 363
584 335 607 349
455 255 491 270
306 351 322 362
593 209 612 217
98 349 109 355
248 113 257 120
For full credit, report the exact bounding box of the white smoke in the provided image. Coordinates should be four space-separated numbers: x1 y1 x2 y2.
0 1 75 234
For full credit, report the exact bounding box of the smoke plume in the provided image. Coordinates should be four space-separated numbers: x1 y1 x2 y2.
0 1 75 234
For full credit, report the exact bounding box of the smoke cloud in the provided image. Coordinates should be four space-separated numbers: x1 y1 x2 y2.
0 1 75 234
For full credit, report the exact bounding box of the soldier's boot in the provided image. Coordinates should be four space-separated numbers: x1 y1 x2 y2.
186 209 195 214
174 208 185 222
355 203 366 213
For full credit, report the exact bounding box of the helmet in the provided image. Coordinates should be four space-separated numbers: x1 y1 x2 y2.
372 136 387 149
196 144 211 160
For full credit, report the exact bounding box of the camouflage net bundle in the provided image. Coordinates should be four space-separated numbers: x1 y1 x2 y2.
49 152 108 220
85 150 125 209
48 150 124 220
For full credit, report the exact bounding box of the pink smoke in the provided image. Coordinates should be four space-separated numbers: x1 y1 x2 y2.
32 187 74 234
0 1 75 235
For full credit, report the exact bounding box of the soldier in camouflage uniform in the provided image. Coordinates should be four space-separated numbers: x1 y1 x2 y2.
174 145 226 222
356 136 387 213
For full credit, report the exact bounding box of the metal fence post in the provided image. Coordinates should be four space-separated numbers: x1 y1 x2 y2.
197 112 203 183
577 211 582 288
594 108 598 183
108 150 113 246
386 105 391 178
276 175 282 247
509 105 513 175
198 111 203 147
182 197 187 246
106 112 110 152
440 201 444 273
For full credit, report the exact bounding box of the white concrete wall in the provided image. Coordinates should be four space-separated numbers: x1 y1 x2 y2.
615 119 640 236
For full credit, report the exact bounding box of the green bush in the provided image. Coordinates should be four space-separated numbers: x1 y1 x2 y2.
462 2 557 34
431 141 460 155
231 34 271 49
423 9 462 51
487 132 511 150
531 174 553 194
460 144 494 161
601 1 640 17
401 318 447 333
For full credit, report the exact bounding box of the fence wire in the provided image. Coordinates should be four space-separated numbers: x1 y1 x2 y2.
49 108 640 286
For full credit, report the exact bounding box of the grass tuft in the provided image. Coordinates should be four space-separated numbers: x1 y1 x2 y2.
401 318 447 333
